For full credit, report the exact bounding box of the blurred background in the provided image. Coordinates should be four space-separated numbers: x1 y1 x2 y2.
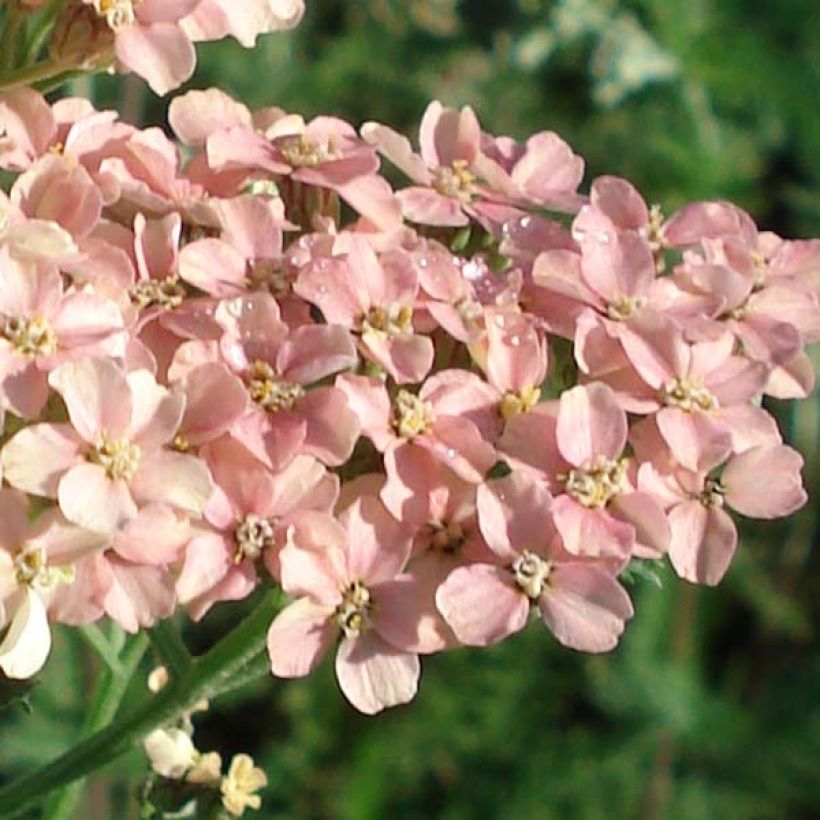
2 1 820 817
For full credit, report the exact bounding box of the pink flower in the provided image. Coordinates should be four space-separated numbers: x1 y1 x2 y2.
336 370 497 484
0 249 125 418
177 436 336 619
436 473 634 652
639 445 806 585
266 498 420 714
1 358 213 534
296 236 433 383
501 382 669 561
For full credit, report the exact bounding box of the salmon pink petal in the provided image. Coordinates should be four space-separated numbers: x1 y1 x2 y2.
538 564 633 653
419 101 480 167
1 423 82 497
0 488 34 549
176 532 233 605
609 491 670 558
551 495 633 562
590 176 649 230
267 597 336 678
168 88 252 146
179 238 247 296
277 324 357 385
126 370 185 449
618 312 689 388
130 451 213 518
360 121 431 184
115 25 196 97
112 505 191 564
49 358 132 442
339 496 412 585
397 187 468 227
362 331 434 385
335 632 420 714
477 472 554 559
420 417 496 484
372 572 452 654
715 404 781 453
179 364 248 446
335 374 393 451
722 445 807 519
280 512 348 602
557 382 627 466
299 386 361 466
231 407 305 472
58 463 138 534
668 501 737 586
436 563 529 646
765 351 816 399
498 406 566 489
102 558 175 633
656 407 732 473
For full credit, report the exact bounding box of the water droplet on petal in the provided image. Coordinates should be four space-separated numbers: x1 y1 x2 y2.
509 335 521 346
445 448 456 459
318 285 328 295
494 314 507 328
418 256 429 269
518 216 532 229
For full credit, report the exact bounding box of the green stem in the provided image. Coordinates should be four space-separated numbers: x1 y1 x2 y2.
0 588 281 818
0 56 72 93
77 623 124 675
0 1 25 71
148 619 193 680
43 633 150 820
23 0 64 64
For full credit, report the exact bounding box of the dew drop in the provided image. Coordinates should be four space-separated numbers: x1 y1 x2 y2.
318 285 329 295
494 314 507 328
418 256 429 269
509 335 521 346
518 215 532 229
445 448 457 459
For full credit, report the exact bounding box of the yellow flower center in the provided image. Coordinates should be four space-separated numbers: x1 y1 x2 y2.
362 303 414 337
606 294 646 321
563 456 628 509
392 390 433 438
245 361 305 412
94 0 137 30
89 431 141 481
129 276 185 311
233 514 276 564
334 580 372 637
2 315 58 357
500 385 540 421
660 377 718 413
276 134 339 167
14 545 75 590
432 159 477 202
512 550 551 599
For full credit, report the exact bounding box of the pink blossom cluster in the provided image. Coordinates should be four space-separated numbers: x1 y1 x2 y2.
0 87 816 714
21 0 303 95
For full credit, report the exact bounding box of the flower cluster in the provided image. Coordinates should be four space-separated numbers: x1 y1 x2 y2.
0 86 816 716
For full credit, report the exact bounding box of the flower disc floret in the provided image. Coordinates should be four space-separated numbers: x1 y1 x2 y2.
500 385 540 421
13 545 75 590
2 315 58 357
245 361 305 412
605 295 646 321
563 456 628 509
93 0 137 31
362 303 414 337
432 160 477 202
88 432 141 481
661 377 718 413
129 276 186 310
697 476 726 508
335 580 372 637
233 514 275 563
512 550 551 599
277 134 339 167
392 390 433 438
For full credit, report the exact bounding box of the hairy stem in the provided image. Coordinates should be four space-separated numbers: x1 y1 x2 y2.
0 587 280 818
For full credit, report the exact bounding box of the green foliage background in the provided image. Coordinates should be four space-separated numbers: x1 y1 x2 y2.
2 1 819 818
